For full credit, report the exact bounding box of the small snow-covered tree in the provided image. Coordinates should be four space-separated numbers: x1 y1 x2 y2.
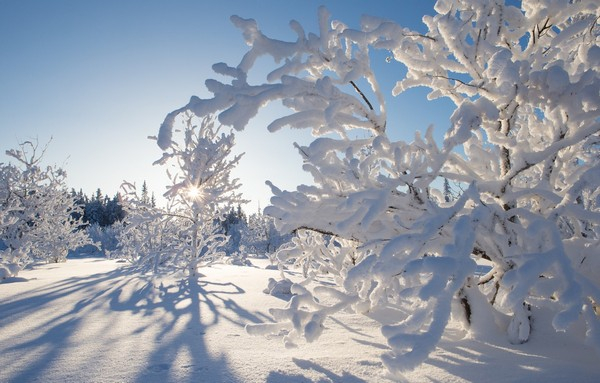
140 180 150 205
158 0 600 376
244 211 291 256
114 182 181 273
152 114 248 275
86 223 121 255
220 205 248 255
0 198 20 279
0 141 90 273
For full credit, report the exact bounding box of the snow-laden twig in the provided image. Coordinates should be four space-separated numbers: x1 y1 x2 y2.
159 0 600 377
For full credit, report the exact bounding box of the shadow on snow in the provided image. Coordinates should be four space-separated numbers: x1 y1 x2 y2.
0 262 268 383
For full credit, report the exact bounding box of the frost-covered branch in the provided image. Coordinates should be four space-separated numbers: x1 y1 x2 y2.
1 140 91 275
126 115 248 276
159 0 600 377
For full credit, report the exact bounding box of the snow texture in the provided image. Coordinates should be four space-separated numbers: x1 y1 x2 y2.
1 258 599 382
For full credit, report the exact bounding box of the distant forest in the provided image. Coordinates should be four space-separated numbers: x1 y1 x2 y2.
70 181 154 227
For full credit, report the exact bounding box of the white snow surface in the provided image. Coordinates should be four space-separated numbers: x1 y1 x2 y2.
1 257 599 383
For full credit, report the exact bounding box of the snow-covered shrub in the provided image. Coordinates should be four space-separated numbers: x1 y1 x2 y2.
223 251 253 266
0 200 22 278
275 230 362 284
0 141 91 270
220 206 248 256
86 223 123 255
141 114 248 276
243 212 291 257
0 249 24 280
263 277 293 296
159 0 600 376
116 188 182 273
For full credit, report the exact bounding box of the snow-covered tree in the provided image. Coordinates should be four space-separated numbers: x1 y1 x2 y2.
0 141 91 274
0 196 20 279
219 205 247 255
114 182 180 273
86 223 122 256
159 0 600 376
244 211 291 256
151 113 248 275
140 180 150 206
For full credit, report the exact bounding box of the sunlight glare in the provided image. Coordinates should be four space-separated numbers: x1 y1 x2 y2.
186 186 203 200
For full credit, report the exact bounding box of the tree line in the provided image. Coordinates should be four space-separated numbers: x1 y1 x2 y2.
0 142 289 278
70 188 127 228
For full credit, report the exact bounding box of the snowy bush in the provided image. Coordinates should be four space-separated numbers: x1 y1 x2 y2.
116 186 182 273
159 0 600 376
275 229 362 283
0 249 23 280
263 277 293 296
86 223 123 255
243 212 291 257
0 141 91 271
220 206 248 256
134 114 249 276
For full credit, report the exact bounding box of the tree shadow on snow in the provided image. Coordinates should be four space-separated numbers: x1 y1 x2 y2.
0 266 130 383
108 274 271 383
265 360 368 383
0 276 30 283
291 358 367 383
266 370 315 382
421 334 600 383
0 263 270 383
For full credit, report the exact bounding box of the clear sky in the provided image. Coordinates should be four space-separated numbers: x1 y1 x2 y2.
0 0 454 212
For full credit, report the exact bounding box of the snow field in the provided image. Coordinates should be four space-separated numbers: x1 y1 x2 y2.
1 258 599 382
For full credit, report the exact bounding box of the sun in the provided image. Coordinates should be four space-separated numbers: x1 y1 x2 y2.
186 186 203 200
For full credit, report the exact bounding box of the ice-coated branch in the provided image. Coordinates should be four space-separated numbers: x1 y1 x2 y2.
135 114 249 276
349 80 374 111
160 0 600 377
1 141 91 271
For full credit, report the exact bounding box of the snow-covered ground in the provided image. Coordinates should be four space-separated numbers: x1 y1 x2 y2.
1 257 599 383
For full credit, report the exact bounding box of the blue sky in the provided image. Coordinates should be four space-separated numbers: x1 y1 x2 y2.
0 0 454 211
